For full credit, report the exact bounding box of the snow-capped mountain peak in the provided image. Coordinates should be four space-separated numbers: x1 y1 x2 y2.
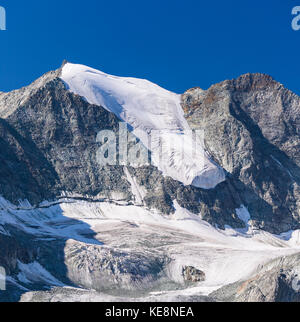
61 63 225 189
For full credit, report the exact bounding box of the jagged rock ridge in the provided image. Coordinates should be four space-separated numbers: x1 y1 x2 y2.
183 73 300 233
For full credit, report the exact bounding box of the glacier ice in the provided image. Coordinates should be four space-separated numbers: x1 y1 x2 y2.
61 63 225 189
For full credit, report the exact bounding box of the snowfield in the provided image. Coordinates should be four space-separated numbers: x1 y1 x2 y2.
61 63 225 189
1 196 300 301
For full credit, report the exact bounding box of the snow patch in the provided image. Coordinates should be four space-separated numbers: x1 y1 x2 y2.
17 261 64 287
124 167 146 205
236 205 251 226
278 230 300 247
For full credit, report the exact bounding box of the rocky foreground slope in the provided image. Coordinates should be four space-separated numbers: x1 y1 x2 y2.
0 62 299 302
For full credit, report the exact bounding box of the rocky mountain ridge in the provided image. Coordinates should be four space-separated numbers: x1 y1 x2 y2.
0 63 299 302
183 73 300 233
0 65 299 233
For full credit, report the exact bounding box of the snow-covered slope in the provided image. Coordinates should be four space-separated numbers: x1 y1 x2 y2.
61 63 225 189
2 196 299 301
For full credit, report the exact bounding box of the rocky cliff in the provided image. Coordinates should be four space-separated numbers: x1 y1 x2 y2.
183 73 300 233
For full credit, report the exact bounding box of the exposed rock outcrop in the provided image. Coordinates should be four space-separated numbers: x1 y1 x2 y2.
183 73 300 233
182 266 205 283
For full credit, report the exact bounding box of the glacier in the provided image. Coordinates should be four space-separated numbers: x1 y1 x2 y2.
61 63 225 189
2 195 300 301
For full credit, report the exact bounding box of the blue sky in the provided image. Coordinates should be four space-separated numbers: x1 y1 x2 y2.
0 0 300 95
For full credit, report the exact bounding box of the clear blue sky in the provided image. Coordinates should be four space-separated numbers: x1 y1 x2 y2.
0 0 300 95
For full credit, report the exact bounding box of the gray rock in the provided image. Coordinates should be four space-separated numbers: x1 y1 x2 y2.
182 266 205 283
183 73 300 234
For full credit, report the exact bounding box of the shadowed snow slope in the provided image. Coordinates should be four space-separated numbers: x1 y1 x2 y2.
61 63 225 189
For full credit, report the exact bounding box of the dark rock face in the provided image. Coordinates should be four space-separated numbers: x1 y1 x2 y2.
183 73 300 234
0 75 131 205
0 226 45 302
0 229 36 276
182 266 205 283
